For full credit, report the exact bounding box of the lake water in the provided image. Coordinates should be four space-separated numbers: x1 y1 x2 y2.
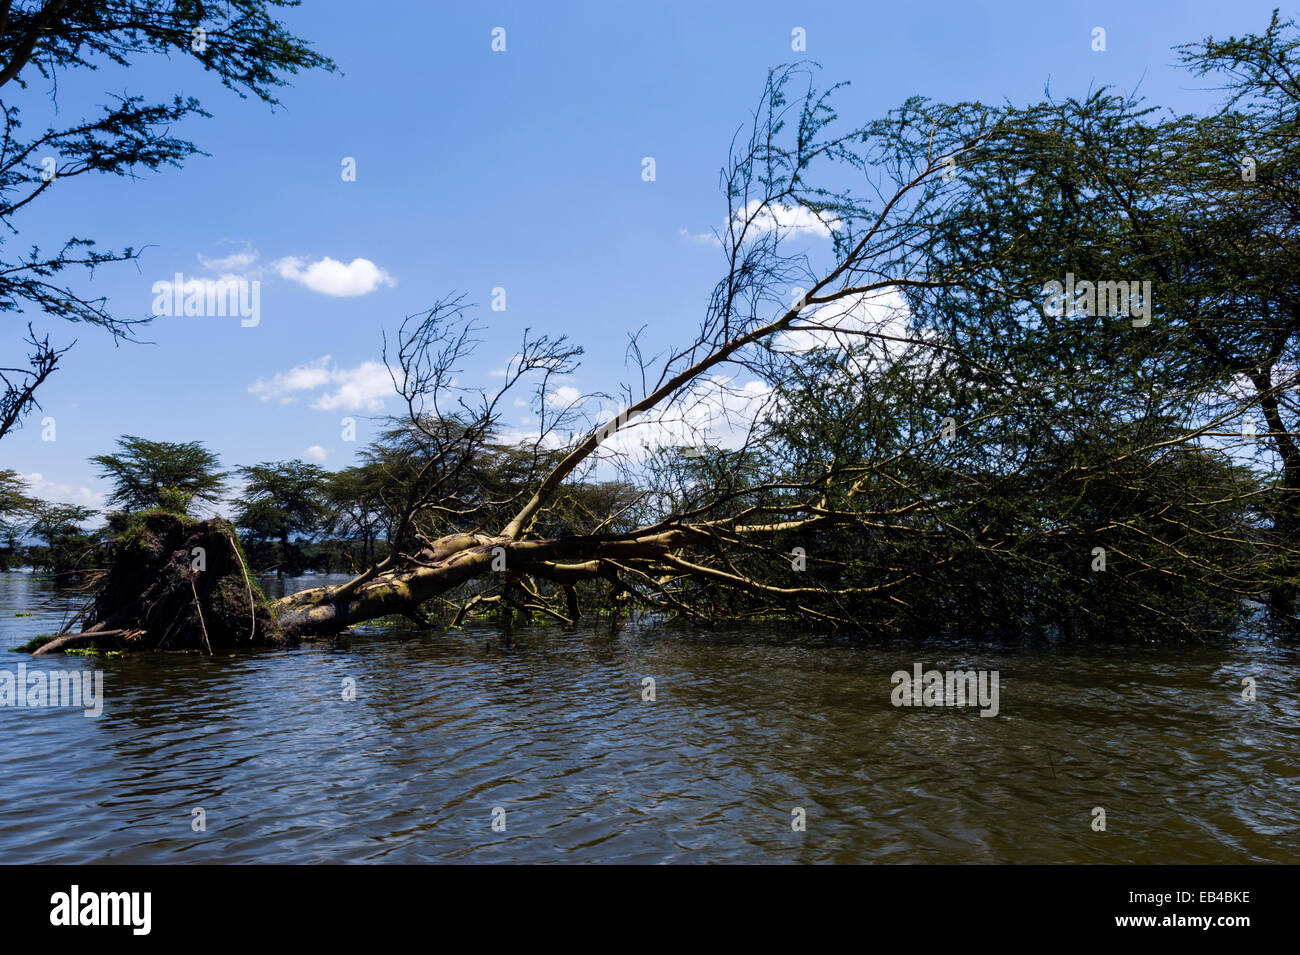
1 572 1297 863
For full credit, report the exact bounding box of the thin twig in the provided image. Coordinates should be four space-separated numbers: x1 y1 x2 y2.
190 574 213 656
228 533 256 643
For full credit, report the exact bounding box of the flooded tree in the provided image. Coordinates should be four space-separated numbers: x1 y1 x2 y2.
28 19 1300 653
265 64 1273 642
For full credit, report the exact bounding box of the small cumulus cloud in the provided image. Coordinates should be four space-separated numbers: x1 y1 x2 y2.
310 362 392 412
734 200 841 238
303 445 330 462
545 385 582 408
614 376 774 456
151 275 252 305
161 246 392 298
681 201 840 247
150 246 259 314
775 289 914 359
679 227 722 246
274 256 396 297
197 247 260 274
488 374 776 471
248 356 334 404
20 473 105 511
249 356 393 413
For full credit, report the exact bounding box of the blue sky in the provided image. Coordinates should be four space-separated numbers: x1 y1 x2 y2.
4 0 1288 512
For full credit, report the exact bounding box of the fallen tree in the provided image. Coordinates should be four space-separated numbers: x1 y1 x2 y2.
264 67 1273 643
27 56 1296 651
264 69 999 639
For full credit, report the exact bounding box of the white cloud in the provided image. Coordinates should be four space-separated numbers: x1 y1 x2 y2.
311 361 392 412
682 201 840 249
274 256 396 297
734 200 841 238
487 373 774 467
197 247 260 274
583 376 775 465
249 356 393 413
491 425 567 449
151 246 262 319
20 473 105 511
679 227 722 246
151 274 252 301
158 247 393 300
248 356 334 405
551 296 921 471
775 288 917 364
303 445 330 463
546 385 582 408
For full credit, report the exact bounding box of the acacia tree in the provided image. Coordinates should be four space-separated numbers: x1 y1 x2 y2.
903 12 1300 631
1167 13 1300 625
0 466 34 566
92 434 226 514
323 462 388 569
233 459 328 575
0 0 333 440
27 499 96 575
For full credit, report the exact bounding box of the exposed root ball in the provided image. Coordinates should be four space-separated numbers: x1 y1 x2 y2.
80 511 285 652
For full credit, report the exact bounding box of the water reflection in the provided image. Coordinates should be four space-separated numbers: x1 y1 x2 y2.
1 572 1296 863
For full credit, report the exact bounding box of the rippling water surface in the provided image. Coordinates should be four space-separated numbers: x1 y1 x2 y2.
1 572 1297 863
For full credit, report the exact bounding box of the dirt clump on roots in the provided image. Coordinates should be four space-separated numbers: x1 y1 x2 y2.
41 511 287 654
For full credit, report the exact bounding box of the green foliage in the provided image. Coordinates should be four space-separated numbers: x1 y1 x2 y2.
91 435 226 514
0 468 36 568
233 459 329 575
27 501 98 577
12 633 59 653
108 507 198 550
897 12 1300 631
0 1 335 441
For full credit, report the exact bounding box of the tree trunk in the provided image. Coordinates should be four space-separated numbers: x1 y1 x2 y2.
271 529 683 639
